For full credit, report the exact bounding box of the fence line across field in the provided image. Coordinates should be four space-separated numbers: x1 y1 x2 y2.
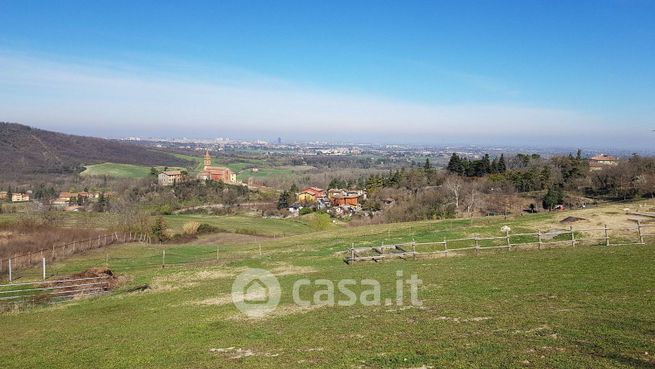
0 276 111 304
0 232 152 281
345 221 655 264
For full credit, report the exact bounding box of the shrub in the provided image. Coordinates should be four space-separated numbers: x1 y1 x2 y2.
182 221 201 235
299 207 313 216
197 223 226 234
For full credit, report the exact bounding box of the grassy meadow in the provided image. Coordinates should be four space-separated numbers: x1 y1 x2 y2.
81 163 183 178
1 202 654 368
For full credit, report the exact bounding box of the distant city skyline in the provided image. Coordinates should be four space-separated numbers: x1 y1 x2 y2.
1 1 654 149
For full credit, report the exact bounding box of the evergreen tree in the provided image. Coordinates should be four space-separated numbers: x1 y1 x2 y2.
6 187 12 203
482 154 491 174
498 154 507 173
542 186 564 210
94 192 109 212
150 216 169 241
447 153 464 175
424 158 431 171
277 190 290 209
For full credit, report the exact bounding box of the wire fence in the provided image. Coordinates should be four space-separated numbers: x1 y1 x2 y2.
345 222 655 263
0 276 112 310
0 232 152 281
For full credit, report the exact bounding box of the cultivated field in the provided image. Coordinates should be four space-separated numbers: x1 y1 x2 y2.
1 202 654 368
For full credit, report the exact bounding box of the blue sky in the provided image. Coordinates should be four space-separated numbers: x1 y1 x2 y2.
0 1 654 148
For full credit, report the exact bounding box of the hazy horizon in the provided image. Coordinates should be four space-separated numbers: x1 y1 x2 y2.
1 1 654 149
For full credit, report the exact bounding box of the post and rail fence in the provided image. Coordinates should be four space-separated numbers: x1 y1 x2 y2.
345 221 655 264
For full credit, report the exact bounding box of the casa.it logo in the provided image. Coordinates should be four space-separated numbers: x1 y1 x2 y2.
231 268 281 318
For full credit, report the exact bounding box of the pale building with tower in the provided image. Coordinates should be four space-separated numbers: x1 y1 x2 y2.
198 150 237 183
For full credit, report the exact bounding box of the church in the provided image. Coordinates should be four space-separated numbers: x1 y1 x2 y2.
197 150 237 183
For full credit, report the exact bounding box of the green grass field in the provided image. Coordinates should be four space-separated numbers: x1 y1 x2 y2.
164 214 316 237
1 204 654 368
81 163 184 178
81 162 150 177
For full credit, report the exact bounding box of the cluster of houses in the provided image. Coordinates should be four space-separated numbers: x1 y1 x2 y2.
0 190 114 211
289 186 367 217
158 150 238 186
51 191 114 211
0 191 30 202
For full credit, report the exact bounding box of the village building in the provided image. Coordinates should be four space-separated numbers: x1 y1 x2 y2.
298 187 326 204
158 170 186 186
588 154 619 171
11 192 30 202
327 189 366 206
197 150 237 183
0 191 6 201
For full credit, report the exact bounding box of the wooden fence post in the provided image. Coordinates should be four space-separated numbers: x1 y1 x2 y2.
537 230 542 250
8 258 12 282
570 226 575 247
637 220 644 244
604 224 610 246
42 257 46 280
162 249 166 268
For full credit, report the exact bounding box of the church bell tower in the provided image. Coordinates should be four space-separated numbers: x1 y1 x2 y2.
204 150 212 169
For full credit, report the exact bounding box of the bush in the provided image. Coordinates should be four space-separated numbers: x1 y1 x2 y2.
150 216 169 241
182 221 201 235
197 223 226 234
299 207 314 216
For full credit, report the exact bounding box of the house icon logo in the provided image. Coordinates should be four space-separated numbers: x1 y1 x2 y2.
231 268 281 318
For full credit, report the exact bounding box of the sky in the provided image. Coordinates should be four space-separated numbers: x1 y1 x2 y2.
0 1 654 148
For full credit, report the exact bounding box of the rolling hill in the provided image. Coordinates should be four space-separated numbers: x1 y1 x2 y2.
0 122 190 179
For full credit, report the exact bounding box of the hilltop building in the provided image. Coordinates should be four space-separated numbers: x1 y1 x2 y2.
158 170 186 186
198 150 237 183
588 154 619 171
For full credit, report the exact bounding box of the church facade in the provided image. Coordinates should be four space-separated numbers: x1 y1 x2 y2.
197 150 237 183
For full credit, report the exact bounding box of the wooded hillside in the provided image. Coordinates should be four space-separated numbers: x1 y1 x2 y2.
0 122 190 179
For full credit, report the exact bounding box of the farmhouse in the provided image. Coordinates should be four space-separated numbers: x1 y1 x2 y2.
588 154 619 171
158 170 186 186
0 191 6 200
328 189 366 206
298 187 326 204
11 192 30 202
197 150 237 183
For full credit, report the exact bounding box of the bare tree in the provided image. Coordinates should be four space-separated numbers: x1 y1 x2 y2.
444 176 463 214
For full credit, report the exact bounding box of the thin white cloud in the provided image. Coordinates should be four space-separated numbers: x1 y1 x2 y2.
0 51 615 144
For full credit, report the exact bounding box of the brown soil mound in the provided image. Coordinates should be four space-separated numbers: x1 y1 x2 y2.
72 267 114 279
560 216 586 224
